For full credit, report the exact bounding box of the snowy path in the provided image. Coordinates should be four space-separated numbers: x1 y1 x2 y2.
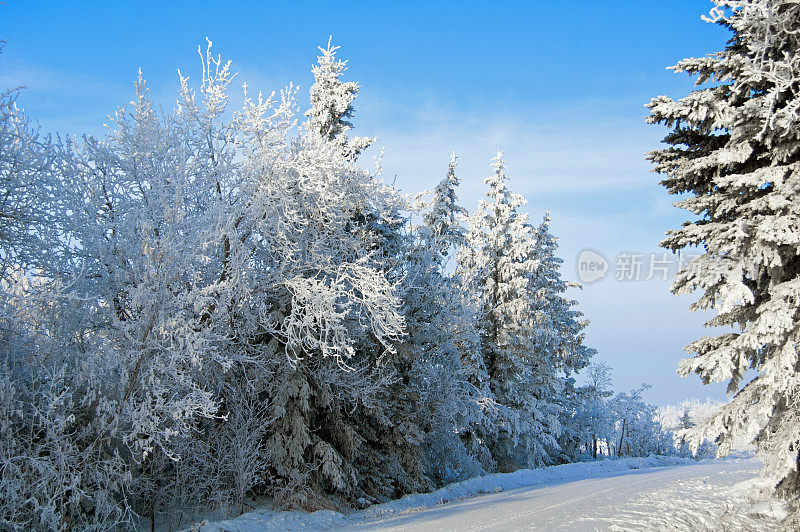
341 460 778 531
197 458 784 531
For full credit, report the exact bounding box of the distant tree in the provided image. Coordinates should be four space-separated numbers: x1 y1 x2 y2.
608 385 670 457
647 1 800 523
574 362 614 459
657 398 723 458
679 410 693 431
585 362 613 395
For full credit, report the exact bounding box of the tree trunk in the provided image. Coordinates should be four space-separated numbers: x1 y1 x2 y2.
617 419 626 457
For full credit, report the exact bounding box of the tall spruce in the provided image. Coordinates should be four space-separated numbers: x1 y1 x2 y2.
529 212 595 462
647 0 800 523
459 152 559 470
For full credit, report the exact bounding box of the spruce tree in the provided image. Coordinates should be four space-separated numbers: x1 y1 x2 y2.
423 152 466 256
459 152 557 470
412 155 490 483
305 37 375 160
301 40 440 503
530 212 595 462
529 212 594 381
647 0 800 522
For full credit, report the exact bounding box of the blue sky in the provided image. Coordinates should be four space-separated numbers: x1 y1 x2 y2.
2 1 733 405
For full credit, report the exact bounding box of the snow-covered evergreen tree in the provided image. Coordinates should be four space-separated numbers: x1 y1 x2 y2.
227 78 408 509
305 37 375 160
530 213 594 377
406 155 489 485
647 0 800 522
528 212 595 462
458 152 558 470
423 152 466 257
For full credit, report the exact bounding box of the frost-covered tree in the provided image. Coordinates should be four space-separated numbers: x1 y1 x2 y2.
298 43 445 504
0 45 62 277
530 213 594 377
647 1 800 522
458 152 559 470
658 398 723 458
0 48 140 530
569 362 614 459
224 72 408 509
0 48 233 528
59 61 242 528
305 38 375 160
608 385 672 457
415 159 495 474
528 212 595 462
423 152 466 257
392 245 483 488
401 155 490 485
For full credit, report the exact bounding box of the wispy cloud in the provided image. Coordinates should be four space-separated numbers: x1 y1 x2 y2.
356 90 666 203
0 59 119 98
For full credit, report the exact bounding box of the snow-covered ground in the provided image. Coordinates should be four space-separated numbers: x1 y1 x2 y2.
193 456 786 531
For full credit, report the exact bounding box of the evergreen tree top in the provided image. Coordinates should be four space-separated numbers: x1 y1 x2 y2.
305 37 375 160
